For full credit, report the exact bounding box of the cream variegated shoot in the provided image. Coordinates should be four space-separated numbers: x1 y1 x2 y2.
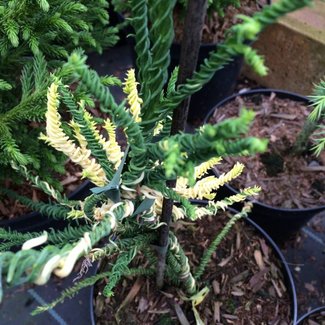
69 119 88 150
177 157 222 190
22 231 48 250
177 162 244 200
39 83 107 186
123 69 143 123
102 118 124 169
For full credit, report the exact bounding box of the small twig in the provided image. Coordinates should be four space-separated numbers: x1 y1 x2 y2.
269 113 297 120
174 302 191 325
289 192 303 209
300 166 325 172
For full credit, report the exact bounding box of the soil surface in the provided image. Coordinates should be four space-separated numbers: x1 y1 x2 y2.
209 93 325 209
174 0 268 44
94 211 292 324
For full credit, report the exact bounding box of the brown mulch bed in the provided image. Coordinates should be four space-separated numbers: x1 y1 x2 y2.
209 93 325 209
174 0 268 44
94 211 293 324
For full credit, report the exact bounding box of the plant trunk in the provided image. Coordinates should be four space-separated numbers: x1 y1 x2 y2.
156 0 208 289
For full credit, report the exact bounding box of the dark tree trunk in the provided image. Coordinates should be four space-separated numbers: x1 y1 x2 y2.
156 0 208 289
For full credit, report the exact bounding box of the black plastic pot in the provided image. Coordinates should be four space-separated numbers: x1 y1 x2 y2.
170 42 244 124
0 260 98 325
0 180 92 232
89 202 298 325
296 306 325 324
243 215 298 324
203 89 325 241
0 181 97 324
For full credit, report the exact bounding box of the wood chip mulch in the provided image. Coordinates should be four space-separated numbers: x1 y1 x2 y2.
209 93 325 209
94 212 293 324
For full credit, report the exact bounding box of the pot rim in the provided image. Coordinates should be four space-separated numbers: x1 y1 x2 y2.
296 306 325 324
203 88 325 213
89 201 298 325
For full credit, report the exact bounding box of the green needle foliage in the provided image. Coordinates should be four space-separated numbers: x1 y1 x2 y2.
0 0 312 320
294 79 325 156
0 0 119 65
0 0 119 187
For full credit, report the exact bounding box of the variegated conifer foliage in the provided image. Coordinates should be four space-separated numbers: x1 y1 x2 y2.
0 0 313 315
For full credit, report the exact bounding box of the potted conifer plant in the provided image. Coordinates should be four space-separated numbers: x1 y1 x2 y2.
0 0 313 323
204 83 325 240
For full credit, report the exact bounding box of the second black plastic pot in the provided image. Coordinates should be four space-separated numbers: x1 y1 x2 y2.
203 89 325 241
296 306 325 324
89 203 298 325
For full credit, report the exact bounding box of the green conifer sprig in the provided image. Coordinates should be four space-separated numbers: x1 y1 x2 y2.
58 85 115 180
64 54 148 184
194 203 251 280
140 0 176 119
0 224 92 252
0 188 71 220
0 0 118 60
102 247 137 296
0 1 119 185
309 79 325 155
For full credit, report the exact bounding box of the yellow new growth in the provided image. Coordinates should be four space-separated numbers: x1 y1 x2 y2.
193 186 261 220
103 118 124 169
195 157 222 179
123 69 142 122
82 109 123 170
40 83 107 187
69 119 88 149
153 121 164 136
176 162 244 200
177 157 222 190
